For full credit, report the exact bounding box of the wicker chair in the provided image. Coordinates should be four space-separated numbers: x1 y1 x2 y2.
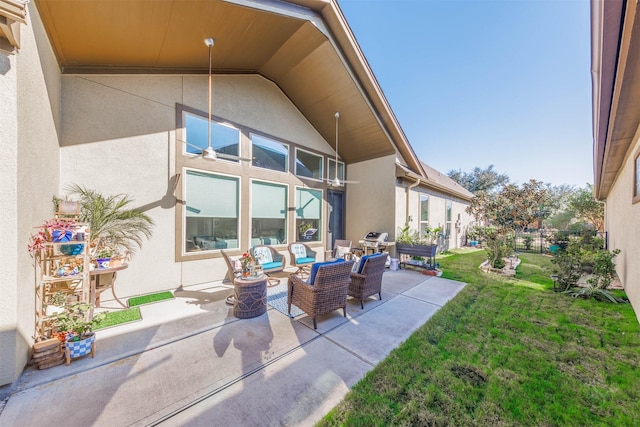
331 239 353 259
221 250 242 282
288 242 317 278
250 245 285 286
288 259 355 329
349 253 387 308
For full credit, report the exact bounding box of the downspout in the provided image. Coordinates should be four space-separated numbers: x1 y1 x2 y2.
405 176 421 220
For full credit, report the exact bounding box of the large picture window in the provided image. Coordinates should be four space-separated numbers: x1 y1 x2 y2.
296 188 322 242
251 181 287 246
295 148 323 181
183 111 240 162
184 169 239 253
419 194 430 238
251 134 288 173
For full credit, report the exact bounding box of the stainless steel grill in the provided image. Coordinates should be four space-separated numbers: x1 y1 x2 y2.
361 231 389 254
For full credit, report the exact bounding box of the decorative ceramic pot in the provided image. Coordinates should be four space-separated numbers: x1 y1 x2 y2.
65 333 96 365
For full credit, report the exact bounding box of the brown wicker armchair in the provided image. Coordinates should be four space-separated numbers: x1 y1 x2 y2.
288 259 355 329
349 253 387 308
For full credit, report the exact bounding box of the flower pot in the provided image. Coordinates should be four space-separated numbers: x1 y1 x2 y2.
96 258 111 269
65 333 96 365
52 229 73 243
60 243 84 256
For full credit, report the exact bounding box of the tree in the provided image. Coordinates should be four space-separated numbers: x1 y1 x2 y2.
568 184 604 231
447 165 509 194
466 180 552 268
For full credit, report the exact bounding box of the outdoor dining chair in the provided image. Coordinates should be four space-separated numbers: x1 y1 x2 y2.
287 242 317 278
288 259 355 329
348 253 387 308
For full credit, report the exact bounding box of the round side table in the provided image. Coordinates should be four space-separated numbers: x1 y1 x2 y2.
233 275 267 318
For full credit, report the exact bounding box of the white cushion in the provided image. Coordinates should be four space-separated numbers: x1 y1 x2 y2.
253 247 273 264
291 244 307 260
351 256 361 273
336 245 350 258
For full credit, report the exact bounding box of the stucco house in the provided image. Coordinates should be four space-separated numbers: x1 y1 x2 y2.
591 0 640 323
0 0 473 386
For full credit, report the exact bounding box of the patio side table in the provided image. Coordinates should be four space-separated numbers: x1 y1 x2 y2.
233 275 267 318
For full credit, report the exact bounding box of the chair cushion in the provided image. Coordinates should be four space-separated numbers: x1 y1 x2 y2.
357 254 382 274
351 256 361 273
253 247 273 264
261 261 282 271
336 245 350 258
308 258 345 285
296 257 315 264
290 244 307 261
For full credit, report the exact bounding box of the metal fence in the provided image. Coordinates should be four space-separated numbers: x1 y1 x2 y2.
512 230 608 254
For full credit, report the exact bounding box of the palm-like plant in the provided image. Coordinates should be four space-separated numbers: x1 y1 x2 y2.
67 185 154 257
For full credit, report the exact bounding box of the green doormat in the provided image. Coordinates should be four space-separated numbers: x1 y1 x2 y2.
127 291 175 307
94 307 141 330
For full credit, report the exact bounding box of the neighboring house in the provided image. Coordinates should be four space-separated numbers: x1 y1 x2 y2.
0 0 474 386
591 0 640 323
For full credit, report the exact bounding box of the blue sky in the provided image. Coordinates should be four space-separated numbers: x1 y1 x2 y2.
338 0 593 188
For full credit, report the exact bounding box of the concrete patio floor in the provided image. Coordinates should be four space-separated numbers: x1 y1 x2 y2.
0 269 466 426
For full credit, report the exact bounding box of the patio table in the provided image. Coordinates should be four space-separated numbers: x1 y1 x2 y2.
233 275 267 318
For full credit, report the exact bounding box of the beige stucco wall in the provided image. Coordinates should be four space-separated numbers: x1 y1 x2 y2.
0 4 62 386
346 155 397 245
603 133 640 323
397 183 472 253
59 74 332 296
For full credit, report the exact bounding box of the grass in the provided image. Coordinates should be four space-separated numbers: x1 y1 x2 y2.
94 307 141 330
127 291 174 307
319 249 640 426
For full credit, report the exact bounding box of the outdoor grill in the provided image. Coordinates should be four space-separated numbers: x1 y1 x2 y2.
359 231 389 255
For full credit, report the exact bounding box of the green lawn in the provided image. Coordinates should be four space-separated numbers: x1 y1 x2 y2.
320 250 640 426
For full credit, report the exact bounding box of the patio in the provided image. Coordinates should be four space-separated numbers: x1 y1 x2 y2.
0 269 466 426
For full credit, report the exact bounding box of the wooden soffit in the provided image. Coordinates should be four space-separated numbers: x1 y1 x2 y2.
33 0 424 172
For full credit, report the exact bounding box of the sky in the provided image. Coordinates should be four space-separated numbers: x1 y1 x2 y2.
338 0 593 188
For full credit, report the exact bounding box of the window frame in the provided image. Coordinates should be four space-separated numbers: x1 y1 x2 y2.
445 200 452 238
327 158 345 182
181 110 241 163
295 186 324 243
294 147 324 182
250 132 289 174
419 193 430 239
250 179 289 247
182 167 241 256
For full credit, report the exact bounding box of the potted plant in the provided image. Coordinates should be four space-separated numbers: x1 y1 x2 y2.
50 301 106 364
396 217 440 269
44 291 68 316
94 246 115 269
65 185 154 264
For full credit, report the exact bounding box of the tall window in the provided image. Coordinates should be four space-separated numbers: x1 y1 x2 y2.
251 181 287 246
295 148 323 181
327 159 345 182
296 188 322 242
183 111 240 162
419 194 429 238
445 200 452 238
251 134 288 173
184 169 239 252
